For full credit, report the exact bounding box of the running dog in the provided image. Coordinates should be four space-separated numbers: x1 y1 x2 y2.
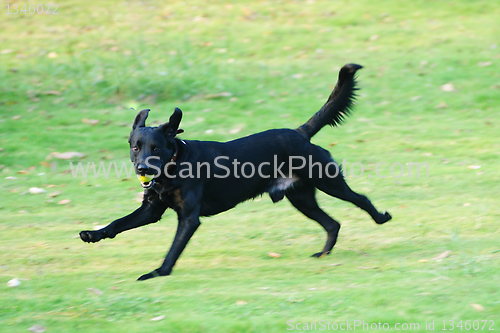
80 64 392 281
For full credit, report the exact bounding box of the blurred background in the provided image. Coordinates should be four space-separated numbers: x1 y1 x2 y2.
1 0 499 332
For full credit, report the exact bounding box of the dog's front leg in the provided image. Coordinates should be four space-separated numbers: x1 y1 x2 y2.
80 191 167 243
137 215 200 281
137 190 201 281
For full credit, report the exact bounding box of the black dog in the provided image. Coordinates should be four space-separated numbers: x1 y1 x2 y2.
80 64 391 281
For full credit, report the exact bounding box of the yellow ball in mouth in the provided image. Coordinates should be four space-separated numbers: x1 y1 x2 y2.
137 175 154 183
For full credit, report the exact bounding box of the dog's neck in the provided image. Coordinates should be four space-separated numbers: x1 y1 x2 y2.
172 139 187 161
170 149 178 164
166 138 186 173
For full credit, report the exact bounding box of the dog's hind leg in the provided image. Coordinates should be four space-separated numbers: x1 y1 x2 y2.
286 184 341 257
317 179 391 225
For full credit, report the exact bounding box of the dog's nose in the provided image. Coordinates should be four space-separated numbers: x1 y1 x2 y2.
137 164 150 175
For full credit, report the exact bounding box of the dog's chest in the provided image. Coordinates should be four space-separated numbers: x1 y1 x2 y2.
154 184 184 211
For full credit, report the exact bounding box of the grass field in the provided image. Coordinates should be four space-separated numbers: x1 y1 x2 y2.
1 0 499 331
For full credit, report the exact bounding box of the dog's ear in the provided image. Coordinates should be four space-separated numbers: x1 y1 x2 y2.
159 108 183 137
132 109 150 130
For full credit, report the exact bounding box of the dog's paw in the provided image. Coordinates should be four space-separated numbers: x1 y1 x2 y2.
137 272 156 281
137 269 169 281
79 230 104 243
384 211 392 221
376 211 392 225
311 251 330 258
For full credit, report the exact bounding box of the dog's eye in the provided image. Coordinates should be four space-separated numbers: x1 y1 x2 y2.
132 146 139 152
153 147 160 152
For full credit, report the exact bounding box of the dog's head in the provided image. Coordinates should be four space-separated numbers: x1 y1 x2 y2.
128 108 183 189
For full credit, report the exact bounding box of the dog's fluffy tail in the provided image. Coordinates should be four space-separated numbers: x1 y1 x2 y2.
297 63 363 139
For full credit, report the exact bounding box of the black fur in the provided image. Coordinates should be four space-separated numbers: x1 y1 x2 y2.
297 63 362 138
79 64 391 281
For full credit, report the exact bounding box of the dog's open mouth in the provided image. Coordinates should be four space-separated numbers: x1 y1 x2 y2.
137 175 155 189
140 179 155 189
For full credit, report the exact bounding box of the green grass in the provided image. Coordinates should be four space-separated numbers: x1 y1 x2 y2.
1 0 499 331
